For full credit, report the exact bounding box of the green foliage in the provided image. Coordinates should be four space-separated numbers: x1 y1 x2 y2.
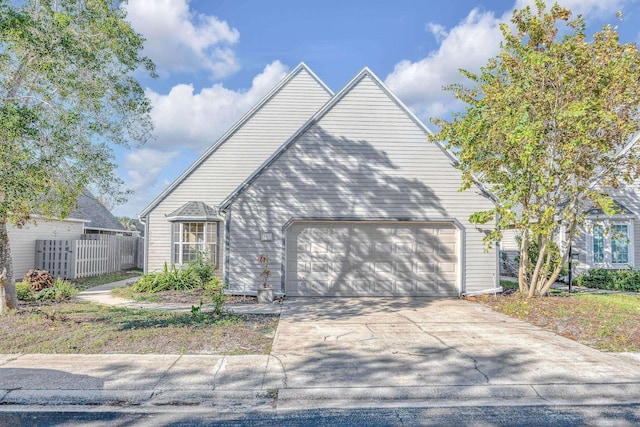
0 0 156 302
191 298 206 322
36 278 78 301
15 281 34 301
189 255 216 285
431 0 640 296
204 278 229 315
515 236 562 280
132 261 217 293
575 269 640 292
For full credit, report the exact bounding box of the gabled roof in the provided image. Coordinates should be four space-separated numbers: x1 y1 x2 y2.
166 201 219 221
586 199 633 217
139 62 333 219
70 193 126 231
220 67 495 209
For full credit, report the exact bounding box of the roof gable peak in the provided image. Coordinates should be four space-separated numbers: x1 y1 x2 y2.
139 62 333 218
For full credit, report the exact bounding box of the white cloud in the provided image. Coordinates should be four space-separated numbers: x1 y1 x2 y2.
426 22 448 43
386 0 631 122
125 148 180 191
513 0 626 17
146 60 289 151
124 0 240 78
386 8 503 121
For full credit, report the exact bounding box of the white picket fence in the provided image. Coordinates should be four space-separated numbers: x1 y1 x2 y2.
35 235 144 279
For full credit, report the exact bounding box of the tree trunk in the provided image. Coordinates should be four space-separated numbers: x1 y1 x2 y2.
518 230 529 293
0 219 18 310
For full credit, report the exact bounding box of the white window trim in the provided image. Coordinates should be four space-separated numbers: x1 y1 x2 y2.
172 221 218 266
586 218 634 269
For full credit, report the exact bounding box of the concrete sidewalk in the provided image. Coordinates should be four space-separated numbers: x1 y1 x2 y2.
0 354 284 412
2 294 640 414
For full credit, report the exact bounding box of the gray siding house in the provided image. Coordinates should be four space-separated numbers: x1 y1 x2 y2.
140 64 499 297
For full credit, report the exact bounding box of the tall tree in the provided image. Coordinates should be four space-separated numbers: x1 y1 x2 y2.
432 1 640 297
0 0 155 309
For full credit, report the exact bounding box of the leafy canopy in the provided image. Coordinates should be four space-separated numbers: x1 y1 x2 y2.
0 0 155 225
432 1 640 296
0 0 155 309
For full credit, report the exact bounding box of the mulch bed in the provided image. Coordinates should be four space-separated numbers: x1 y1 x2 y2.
145 288 258 305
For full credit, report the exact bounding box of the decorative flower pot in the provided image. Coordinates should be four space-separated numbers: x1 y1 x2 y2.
257 287 274 304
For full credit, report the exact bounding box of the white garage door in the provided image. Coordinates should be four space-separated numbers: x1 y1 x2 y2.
286 222 458 296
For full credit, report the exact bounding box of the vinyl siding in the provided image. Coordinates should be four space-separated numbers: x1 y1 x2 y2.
500 229 520 251
8 219 84 280
144 68 332 273
608 181 640 269
227 75 497 295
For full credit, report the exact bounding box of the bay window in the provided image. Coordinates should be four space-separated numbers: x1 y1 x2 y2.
172 222 218 266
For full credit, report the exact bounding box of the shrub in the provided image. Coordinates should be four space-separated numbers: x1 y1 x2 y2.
16 282 35 301
36 278 79 301
133 261 216 293
189 255 216 284
574 268 640 292
204 278 229 315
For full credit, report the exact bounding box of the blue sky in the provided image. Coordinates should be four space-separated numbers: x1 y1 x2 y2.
113 0 640 217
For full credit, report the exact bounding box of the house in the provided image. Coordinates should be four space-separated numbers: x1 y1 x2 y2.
567 189 639 275
140 64 499 297
8 193 129 280
499 182 640 278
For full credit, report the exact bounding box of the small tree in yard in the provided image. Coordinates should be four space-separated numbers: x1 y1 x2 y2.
0 0 155 310
432 1 640 297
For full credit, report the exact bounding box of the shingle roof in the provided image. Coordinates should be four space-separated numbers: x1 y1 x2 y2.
166 201 218 221
70 193 126 231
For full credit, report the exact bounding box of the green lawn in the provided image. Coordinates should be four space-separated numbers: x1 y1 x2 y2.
477 292 640 352
2 302 277 354
71 270 142 291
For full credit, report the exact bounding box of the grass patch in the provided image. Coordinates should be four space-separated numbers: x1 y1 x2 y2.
72 270 142 291
1 302 277 354
474 292 640 352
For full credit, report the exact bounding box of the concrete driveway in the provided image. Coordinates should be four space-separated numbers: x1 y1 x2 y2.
272 297 640 408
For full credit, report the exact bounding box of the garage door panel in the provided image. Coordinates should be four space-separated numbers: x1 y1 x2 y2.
374 281 394 293
374 242 393 254
395 281 416 294
396 242 414 254
395 261 413 273
310 262 330 273
349 280 374 294
286 222 457 296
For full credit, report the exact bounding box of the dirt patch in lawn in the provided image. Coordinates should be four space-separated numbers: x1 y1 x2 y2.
111 286 258 305
471 292 640 352
1 301 276 354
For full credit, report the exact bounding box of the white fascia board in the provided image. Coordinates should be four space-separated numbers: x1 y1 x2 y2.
138 62 334 219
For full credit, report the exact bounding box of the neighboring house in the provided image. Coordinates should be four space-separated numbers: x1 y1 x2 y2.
8 193 129 280
140 63 499 297
499 183 640 277
568 189 639 275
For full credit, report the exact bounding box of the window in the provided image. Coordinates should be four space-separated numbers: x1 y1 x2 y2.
593 224 604 263
172 222 218 266
588 220 633 268
611 224 629 264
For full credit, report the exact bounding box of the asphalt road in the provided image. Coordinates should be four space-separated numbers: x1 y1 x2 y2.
2 404 640 426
